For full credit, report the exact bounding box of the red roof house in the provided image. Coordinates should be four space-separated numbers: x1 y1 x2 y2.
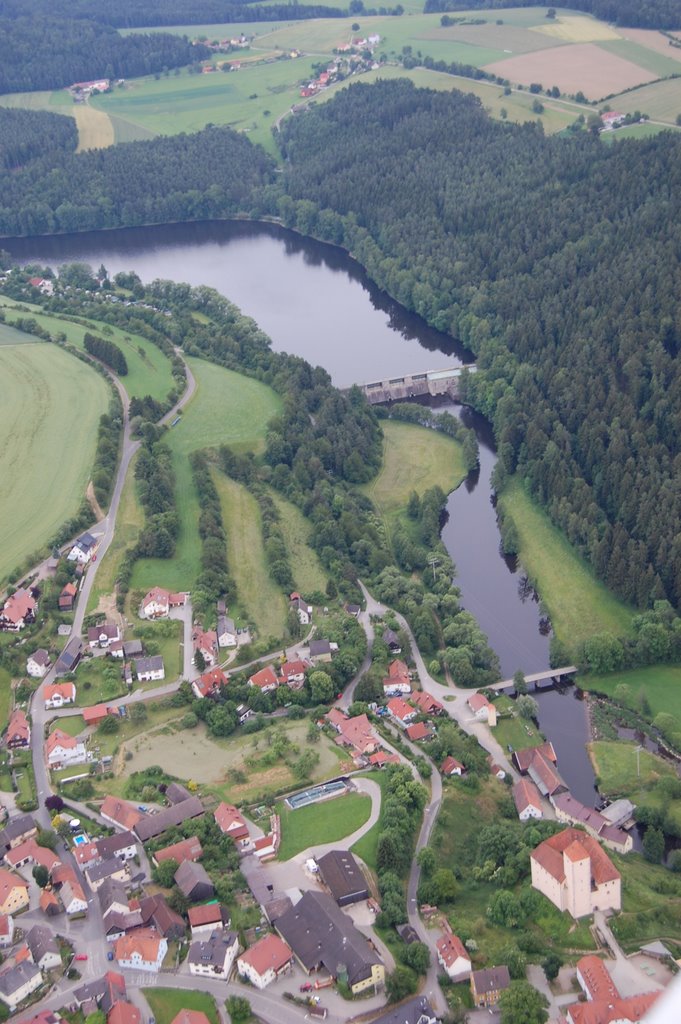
248 665 278 692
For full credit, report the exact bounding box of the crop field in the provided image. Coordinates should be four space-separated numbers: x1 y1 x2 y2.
214 474 287 639
597 38 681 78
269 490 327 596
497 478 633 652
534 14 620 43
608 77 681 123
72 103 114 151
619 27 681 64
0 339 108 582
362 420 467 521
131 359 281 593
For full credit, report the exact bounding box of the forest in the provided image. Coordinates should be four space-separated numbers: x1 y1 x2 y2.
0 17 206 94
0 109 77 172
423 0 681 30
275 80 681 611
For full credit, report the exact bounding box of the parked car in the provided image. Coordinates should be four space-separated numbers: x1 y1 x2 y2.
300 983 313 993
75 954 88 962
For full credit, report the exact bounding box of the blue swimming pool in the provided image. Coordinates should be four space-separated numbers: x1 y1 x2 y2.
286 780 347 810
72 834 88 846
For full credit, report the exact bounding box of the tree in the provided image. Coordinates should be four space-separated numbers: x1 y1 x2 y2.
643 826 665 864
99 714 119 734
416 846 436 878
194 649 206 672
546 8 556 18
513 670 527 694
516 695 539 720
226 996 251 1023
400 941 430 973
542 952 562 981
499 981 548 1024
430 867 458 904
487 890 522 928
36 828 58 851
32 865 49 888
153 858 178 888
129 702 147 722
45 795 64 813
386 966 417 1003
309 670 334 704
85 1012 106 1024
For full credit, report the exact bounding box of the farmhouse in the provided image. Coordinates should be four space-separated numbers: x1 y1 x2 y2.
527 750 566 798
43 682 76 709
436 932 471 982
471 966 511 1008
140 588 187 619
68 532 98 565
214 802 249 841
513 741 557 774
100 797 144 833
0 588 36 631
326 710 380 760
54 637 83 677
192 628 218 667
512 778 543 820
192 667 228 699
134 656 165 682
466 692 497 727
114 929 167 972
530 829 621 919
248 665 278 693
6 709 30 749
58 582 78 611
27 650 51 679
188 903 230 939
87 623 121 649
216 615 237 648
187 929 239 979
317 850 369 907
237 932 293 989
139 893 185 941
290 593 312 625
46 729 87 769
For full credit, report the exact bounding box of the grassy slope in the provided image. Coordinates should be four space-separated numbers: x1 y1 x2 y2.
0 668 11 734
0 340 108 581
588 739 675 796
607 77 681 123
352 769 390 872
277 792 372 859
87 451 144 614
213 473 287 639
269 490 327 595
497 477 633 653
144 991 217 1024
581 665 681 732
131 358 281 593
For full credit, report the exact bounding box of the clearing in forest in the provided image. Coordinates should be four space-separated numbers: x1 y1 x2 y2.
72 103 114 151
0 339 108 581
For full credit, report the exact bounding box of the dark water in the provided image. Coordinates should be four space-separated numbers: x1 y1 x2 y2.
7 220 549 677
534 689 596 806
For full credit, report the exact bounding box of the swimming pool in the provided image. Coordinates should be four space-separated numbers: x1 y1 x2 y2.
286 780 347 810
72 834 89 846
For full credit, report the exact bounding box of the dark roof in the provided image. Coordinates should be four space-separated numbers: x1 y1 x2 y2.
87 857 126 884
165 782 192 805
309 640 331 657
96 832 136 860
264 895 293 924
135 655 164 675
472 966 511 995
0 961 41 996
187 930 238 968
55 637 83 676
134 797 204 841
275 890 382 987
74 971 126 1013
369 997 438 1024
0 814 36 847
317 850 368 904
98 879 129 916
174 860 214 899
139 894 185 939
25 924 59 963
122 640 143 658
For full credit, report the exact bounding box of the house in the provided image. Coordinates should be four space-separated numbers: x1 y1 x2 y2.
86 858 130 892
383 629 401 654
140 588 187 619
96 832 137 863
328 711 379 761
0 915 14 947
290 593 312 625
308 639 335 663
237 932 293 989
566 955 660 1024
276 890 384 994
487 756 506 780
470 965 511 1008
114 929 167 972
441 756 465 777
108 1001 141 1024
25 925 61 971
27 276 54 295
192 667 228 699
188 903 230 939
87 623 121 649
317 850 368 907
405 722 433 743
58 582 77 612
383 674 410 697
0 588 37 631
46 729 87 769
279 660 308 689
236 704 253 725
513 741 557 774
368 750 400 768
61 879 88 917
436 932 471 982
83 703 117 727
369 998 438 1024
134 797 203 842
187 929 239 979
54 637 83 677
73 970 127 1014
154 836 202 865
27 650 51 679
6 709 30 749
68 532 98 564
39 889 61 917
530 828 621 919
174 861 214 902
216 615 237 648
253 833 278 861
5 840 59 874
412 691 444 716
100 797 144 833
134 656 165 682
214 803 249 841
551 792 633 855
512 778 544 821
192 629 217 667
248 665 278 693
466 692 497 727
138 894 184 942
345 603 361 618
387 697 417 727
527 750 566 798
0 815 37 851
0 962 42 1010
43 682 76 709
171 1012 211 1024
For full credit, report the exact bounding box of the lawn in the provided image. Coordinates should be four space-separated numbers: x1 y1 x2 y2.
277 791 372 860
268 490 327 597
611 851 681 951
131 359 281 594
214 474 287 641
87 452 144 615
0 338 109 583
49 715 86 737
581 665 681 734
0 668 11 734
144 990 218 1024
497 477 633 654
607 122 680 141
588 739 676 797
132 618 184 681
352 769 391 873
73 656 127 707
362 420 467 522
492 695 545 751
1 306 175 402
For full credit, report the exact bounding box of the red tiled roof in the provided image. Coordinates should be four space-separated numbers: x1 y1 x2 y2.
100 796 144 831
531 829 620 886
405 722 431 742
214 802 248 837
280 660 308 677
467 692 490 712
114 927 163 963
576 956 618 1002
387 697 414 721
83 703 116 724
412 691 444 714
512 778 542 814
7 709 30 743
567 992 659 1024
44 683 76 703
436 932 470 968
514 742 557 772
441 756 464 775
188 903 223 927
171 1011 211 1024
249 665 278 689
108 1002 141 1024
239 933 292 976
1 588 36 625
46 729 79 755
155 837 203 864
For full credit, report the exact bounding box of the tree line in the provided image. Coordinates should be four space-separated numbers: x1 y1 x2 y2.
83 331 128 376
0 109 77 171
0 17 206 94
423 0 681 30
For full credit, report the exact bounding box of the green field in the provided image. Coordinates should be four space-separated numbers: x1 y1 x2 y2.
277 791 372 859
0 338 109 581
589 739 675 796
582 664 681 733
608 77 681 123
497 477 633 653
87 452 144 615
362 420 467 522
1 307 175 402
597 38 681 78
269 490 327 596
607 121 680 141
131 358 281 593
612 851 681 952
352 769 390 872
144 990 218 1024
214 474 287 640
492 695 544 750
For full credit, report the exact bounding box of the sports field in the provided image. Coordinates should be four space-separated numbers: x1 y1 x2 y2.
131 358 281 594
0 333 109 581
277 792 372 860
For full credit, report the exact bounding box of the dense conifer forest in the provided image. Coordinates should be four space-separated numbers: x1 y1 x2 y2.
0 109 77 171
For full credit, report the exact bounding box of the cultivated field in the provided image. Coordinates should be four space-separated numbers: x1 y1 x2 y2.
131 358 281 593
0 336 108 581
214 473 288 639
619 27 681 64
269 490 327 596
72 103 114 151
497 478 633 652
534 14 620 43
608 77 681 122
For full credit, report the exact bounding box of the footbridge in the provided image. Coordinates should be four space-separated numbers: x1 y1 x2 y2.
353 364 477 405
493 665 578 690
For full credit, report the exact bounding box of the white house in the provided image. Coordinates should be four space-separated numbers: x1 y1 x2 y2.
237 933 293 989
26 924 62 971
134 656 165 682
217 615 237 648
115 929 167 972
530 829 621 919
0 915 14 948
68 532 98 564
436 932 471 982
61 880 88 917
43 682 76 710
192 629 217 667
140 587 187 619
188 929 239 979
46 729 87 770
290 593 312 625
27 649 51 679
0 962 42 1010
467 692 497 727
513 779 543 821
87 623 121 649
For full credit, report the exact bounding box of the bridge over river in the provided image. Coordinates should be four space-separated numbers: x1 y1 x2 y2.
492 665 578 690
352 364 477 404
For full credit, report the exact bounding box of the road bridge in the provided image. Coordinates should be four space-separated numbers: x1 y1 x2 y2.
493 665 578 689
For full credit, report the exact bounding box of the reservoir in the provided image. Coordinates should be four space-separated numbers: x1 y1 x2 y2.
8 219 552 677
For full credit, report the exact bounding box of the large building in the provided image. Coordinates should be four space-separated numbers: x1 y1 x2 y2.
531 829 621 919
316 850 369 907
565 955 660 1024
